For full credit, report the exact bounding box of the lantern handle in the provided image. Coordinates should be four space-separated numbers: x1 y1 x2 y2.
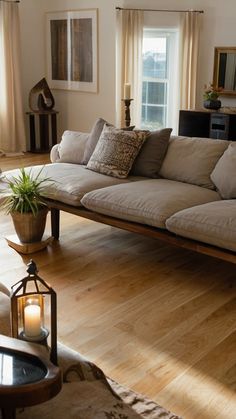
27 260 38 276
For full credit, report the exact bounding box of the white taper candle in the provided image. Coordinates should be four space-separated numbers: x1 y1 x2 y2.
24 304 41 337
124 83 131 99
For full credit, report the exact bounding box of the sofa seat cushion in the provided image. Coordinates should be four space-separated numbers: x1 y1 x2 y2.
81 179 221 229
1 164 136 207
159 136 229 189
166 200 236 252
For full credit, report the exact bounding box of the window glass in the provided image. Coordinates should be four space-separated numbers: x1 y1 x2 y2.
141 29 178 131
147 82 165 105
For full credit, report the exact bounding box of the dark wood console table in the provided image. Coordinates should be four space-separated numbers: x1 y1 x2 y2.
26 110 59 153
179 108 236 140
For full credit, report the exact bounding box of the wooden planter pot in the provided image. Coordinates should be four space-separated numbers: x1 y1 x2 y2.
10 208 48 243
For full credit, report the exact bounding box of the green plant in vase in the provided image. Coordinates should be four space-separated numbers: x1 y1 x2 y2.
0 167 52 243
203 83 222 110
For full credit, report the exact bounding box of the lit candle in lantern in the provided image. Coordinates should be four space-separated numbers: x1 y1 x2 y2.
24 303 41 337
124 83 131 99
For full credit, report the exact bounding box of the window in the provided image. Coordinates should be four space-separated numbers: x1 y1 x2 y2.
141 29 179 131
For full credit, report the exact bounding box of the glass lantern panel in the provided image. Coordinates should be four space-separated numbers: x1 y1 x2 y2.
25 279 49 294
42 294 51 347
17 295 45 338
25 279 38 294
37 281 50 293
17 296 26 333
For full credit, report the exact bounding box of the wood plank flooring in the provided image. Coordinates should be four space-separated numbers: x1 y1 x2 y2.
0 153 236 418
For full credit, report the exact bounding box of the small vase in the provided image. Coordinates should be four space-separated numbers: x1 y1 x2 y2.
203 99 221 110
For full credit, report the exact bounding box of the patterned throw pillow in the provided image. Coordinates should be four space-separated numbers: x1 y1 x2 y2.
87 125 147 178
82 118 135 164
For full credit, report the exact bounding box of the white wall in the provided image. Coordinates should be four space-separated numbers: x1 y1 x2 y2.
193 0 236 107
20 0 121 144
19 0 236 143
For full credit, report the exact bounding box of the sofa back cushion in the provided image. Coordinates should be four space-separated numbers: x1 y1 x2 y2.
130 128 172 177
210 142 236 198
159 136 229 189
58 130 89 164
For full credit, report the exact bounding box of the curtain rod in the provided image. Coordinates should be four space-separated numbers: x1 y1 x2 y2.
0 0 20 3
116 7 204 14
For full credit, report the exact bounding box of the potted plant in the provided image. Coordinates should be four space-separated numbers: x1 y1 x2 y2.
0 167 51 243
203 83 222 110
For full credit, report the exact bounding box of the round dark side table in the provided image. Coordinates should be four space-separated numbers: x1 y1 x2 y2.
0 335 62 419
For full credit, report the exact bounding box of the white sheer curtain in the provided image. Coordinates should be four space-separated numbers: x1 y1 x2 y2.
180 11 201 110
0 1 26 154
116 9 143 127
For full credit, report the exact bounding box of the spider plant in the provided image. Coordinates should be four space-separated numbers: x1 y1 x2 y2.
1 167 51 216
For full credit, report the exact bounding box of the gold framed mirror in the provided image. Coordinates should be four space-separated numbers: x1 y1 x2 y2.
213 47 236 96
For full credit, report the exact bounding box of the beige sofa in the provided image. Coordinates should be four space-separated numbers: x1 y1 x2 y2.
1 119 236 263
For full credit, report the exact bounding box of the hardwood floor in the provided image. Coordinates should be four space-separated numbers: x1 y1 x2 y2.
0 153 236 418
0 152 50 171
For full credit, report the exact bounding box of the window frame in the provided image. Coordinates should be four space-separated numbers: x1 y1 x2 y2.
141 27 179 131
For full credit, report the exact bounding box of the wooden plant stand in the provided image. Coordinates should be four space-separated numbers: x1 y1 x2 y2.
5 235 53 254
26 110 59 153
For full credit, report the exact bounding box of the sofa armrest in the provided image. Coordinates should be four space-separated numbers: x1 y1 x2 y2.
50 144 60 162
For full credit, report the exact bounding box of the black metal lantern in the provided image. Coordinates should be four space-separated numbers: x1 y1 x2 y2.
10 260 57 365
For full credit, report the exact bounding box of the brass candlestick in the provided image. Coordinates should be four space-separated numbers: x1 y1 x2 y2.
122 99 133 127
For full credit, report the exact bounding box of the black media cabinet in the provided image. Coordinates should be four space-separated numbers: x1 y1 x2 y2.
179 109 236 140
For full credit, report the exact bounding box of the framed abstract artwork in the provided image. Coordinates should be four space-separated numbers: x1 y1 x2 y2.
46 9 98 92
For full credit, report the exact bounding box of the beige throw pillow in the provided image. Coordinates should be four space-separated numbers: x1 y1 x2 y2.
87 125 147 178
210 142 235 198
159 137 229 189
82 118 108 164
58 131 89 164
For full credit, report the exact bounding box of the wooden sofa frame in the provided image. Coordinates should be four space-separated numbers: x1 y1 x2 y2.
45 198 236 265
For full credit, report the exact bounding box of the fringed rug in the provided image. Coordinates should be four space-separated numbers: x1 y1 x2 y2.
0 292 181 419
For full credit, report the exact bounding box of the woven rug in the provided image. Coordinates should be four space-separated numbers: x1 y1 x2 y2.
0 292 182 419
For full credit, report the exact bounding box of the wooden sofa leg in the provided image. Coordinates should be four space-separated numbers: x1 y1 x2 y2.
51 208 60 240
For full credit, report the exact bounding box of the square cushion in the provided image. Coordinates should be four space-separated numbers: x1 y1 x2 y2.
81 179 221 229
166 200 236 252
82 118 135 164
58 131 89 164
130 128 172 177
210 142 236 198
159 137 229 189
87 125 147 179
